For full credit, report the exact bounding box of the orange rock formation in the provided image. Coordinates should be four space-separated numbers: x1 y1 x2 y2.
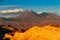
3 25 60 40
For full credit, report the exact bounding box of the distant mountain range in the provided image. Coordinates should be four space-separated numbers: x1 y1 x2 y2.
0 10 60 40
0 10 59 30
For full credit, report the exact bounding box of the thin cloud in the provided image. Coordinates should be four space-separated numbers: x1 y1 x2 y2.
0 9 24 13
0 5 24 13
0 5 20 8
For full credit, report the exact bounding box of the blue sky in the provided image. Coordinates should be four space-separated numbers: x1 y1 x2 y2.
0 0 60 14
0 0 60 6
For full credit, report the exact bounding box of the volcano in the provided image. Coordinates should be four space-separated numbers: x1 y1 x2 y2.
0 10 60 40
0 10 60 30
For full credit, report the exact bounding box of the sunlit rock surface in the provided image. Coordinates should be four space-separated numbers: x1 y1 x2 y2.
3 25 60 40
